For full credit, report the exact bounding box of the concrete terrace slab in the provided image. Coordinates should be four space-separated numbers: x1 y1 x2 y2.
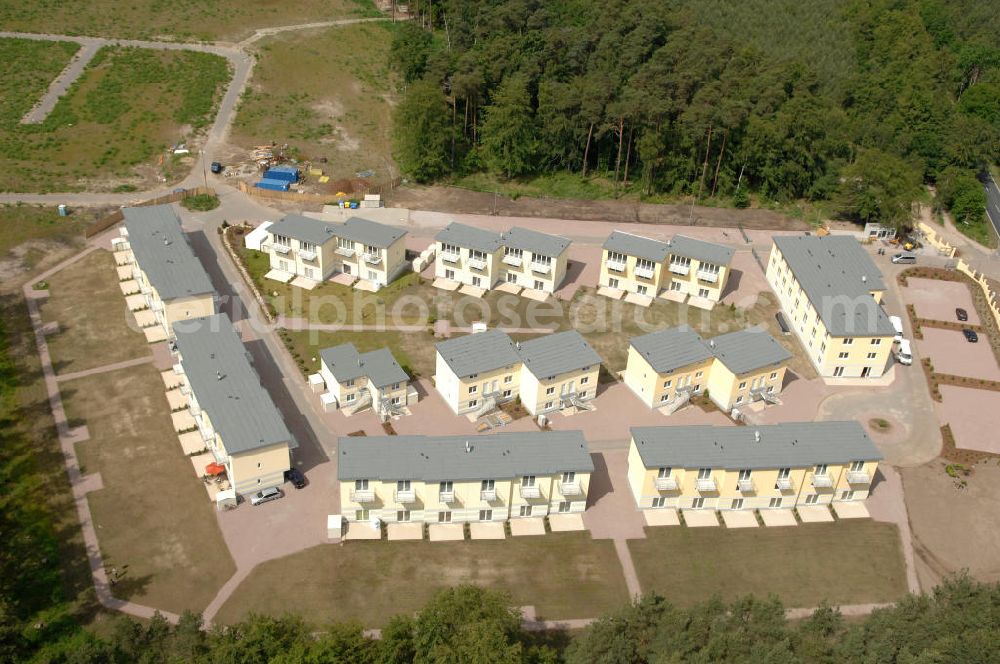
903 277 980 325
290 276 319 290
133 309 157 327
937 385 1000 453
623 292 653 308
143 326 168 343
596 286 625 300
521 288 551 302
161 369 182 390
428 523 465 541
721 510 760 528
832 501 871 519
432 278 461 291
178 431 206 455
330 272 356 286
264 269 295 283
495 282 522 295
344 523 382 540
119 279 140 295
458 284 486 298
113 250 132 266
189 451 215 479
687 296 716 311
759 509 798 527
116 265 134 280
643 508 680 527
125 294 148 311
548 513 585 532
171 409 197 433
917 328 1000 381
682 510 720 527
797 505 835 523
387 522 424 541
509 517 546 536
165 389 189 411
469 521 506 539
354 279 379 293
658 289 687 303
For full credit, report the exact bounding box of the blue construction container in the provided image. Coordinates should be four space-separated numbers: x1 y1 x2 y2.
264 165 299 183
255 178 290 192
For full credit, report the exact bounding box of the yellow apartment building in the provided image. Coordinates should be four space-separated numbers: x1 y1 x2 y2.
338 431 594 524
319 342 416 420
766 235 895 378
119 205 216 341
623 325 791 415
434 222 571 295
434 328 603 417
599 231 734 303
173 314 295 496
626 421 881 515
266 214 408 289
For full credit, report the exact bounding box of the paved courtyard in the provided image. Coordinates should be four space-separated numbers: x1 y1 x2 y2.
936 385 1000 453
902 277 980 325
916 328 1000 381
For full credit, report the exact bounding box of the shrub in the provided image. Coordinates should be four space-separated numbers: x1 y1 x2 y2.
181 193 220 211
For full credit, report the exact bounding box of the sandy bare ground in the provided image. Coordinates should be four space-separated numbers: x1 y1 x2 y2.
388 185 811 231
902 461 1000 590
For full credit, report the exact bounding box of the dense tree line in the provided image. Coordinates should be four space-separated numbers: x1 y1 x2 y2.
6 578 1000 663
391 0 1000 228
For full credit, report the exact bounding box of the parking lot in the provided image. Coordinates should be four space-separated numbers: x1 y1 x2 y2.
916 327 1000 381
902 277 980 325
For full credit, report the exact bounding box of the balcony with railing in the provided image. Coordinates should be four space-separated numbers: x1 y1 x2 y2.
846 470 871 485
737 479 755 493
634 265 656 280
468 257 487 271
364 252 382 265
668 262 690 275
654 476 677 491
775 477 794 491
335 245 356 258
519 484 541 499
811 472 833 488
439 490 456 503
697 269 719 283
299 249 317 262
606 258 627 273
502 253 522 267
695 477 717 492
530 260 552 275
559 481 582 497
394 488 416 504
272 243 291 255
480 488 497 502
440 249 461 263
350 489 376 503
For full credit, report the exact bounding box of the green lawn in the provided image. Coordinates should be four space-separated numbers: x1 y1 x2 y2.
214 532 630 626
953 215 999 249
233 21 397 181
629 521 908 609
38 250 151 375
0 38 79 124
0 0 377 41
0 205 89 257
280 328 438 378
1 43 230 192
62 364 236 614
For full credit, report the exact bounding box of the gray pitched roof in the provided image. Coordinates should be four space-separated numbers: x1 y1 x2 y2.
435 222 502 253
517 330 602 379
338 431 594 482
630 325 714 373
667 235 734 266
269 214 405 248
631 421 883 470
122 205 215 301
501 226 571 257
603 231 672 262
173 314 293 455
707 328 792 375
773 235 893 337
320 343 409 389
435 329 521 379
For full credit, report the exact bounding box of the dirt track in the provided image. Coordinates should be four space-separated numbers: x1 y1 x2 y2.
388 185 812 231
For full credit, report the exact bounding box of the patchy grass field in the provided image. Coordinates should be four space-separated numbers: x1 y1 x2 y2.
233 21 397 181
0 37 79 122
0 205 96 287
1 43 230 192
62 364 236 614
0 0 376 41
38 251 150 375
214 532 628 626
281 327 437 379
629 521 908 609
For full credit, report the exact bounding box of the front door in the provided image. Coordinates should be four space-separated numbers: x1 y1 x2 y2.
861 366 872 377
343 263 351 275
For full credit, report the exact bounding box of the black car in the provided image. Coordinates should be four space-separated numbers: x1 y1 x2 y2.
210 161 223 174
956 308 968 322
963 328 979 343
285 467 307 489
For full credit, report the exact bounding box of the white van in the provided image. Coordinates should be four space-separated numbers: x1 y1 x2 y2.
889 315 904 344
891 251 917 264
896 339 913 365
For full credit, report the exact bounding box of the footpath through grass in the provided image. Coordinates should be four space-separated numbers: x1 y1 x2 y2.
215 532 629 626
629 521 909 609
0 43 230 192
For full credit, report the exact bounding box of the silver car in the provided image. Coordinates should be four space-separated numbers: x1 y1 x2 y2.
249 486 283 506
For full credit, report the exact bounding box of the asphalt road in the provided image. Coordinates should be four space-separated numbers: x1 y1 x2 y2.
981 171 1000 244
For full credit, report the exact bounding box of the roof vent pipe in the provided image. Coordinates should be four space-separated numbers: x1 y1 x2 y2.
754 430 761 443
465 441 471 453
